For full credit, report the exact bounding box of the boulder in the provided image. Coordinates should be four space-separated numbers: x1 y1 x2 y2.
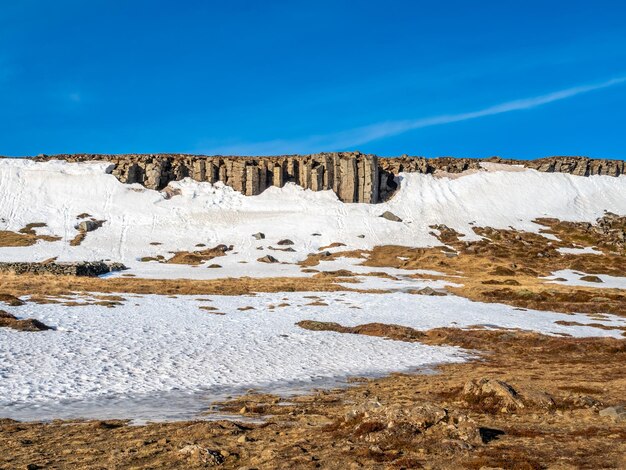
599 405 626 422
415 287 446 296
462 378 525 412
75 220 100 232
380 211 402 222
178 444 225 465
580 275 603 283
277 239 294 246
252 232 265 240
257 255 279 264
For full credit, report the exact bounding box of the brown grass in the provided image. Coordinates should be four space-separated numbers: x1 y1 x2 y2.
167 244 229 265
0 223 61 247
0 273 348 297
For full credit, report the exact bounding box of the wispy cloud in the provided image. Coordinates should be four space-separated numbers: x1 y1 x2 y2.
204 76 626 156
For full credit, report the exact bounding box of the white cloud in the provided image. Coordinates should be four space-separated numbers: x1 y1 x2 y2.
204 76 626 156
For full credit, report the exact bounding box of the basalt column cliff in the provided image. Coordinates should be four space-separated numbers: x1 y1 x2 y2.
30 152 626 203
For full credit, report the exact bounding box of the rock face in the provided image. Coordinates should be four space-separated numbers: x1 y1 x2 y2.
18 153 626 203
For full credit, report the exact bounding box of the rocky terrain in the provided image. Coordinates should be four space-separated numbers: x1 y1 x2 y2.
0 155 624 469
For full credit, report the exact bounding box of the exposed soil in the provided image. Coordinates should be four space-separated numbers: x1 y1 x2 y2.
0 310 52 331
1 326 624 469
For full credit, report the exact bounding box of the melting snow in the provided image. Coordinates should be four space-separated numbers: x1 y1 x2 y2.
545 269 626 289
1 291 625 420
1 159 625 279
557 247 603 255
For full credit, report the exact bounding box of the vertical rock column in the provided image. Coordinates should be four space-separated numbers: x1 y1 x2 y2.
311 166 324 191
298 159 311 189
332 154 341 195
362 155 379 203
245 166 260 195
218 160 228 183
338 155 357 202
357 157 366 202
230 160 246 193
206 161 217 183
273 163 284 187
257 161 268 193
192 159 206 181
145 158 166 189
322 155 333 190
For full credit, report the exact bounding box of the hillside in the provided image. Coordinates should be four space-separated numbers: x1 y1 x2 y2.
1 156 625 469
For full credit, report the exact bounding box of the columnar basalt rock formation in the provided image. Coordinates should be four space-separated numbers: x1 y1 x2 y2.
19 152 626 203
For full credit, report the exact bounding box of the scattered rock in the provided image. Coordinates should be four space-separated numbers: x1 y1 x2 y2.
357 234 365 238
161 185 182 199
379 211 402 222
207 264 222 268
277 239 294 246
252 232 265 240
414 287 446 296
74 220 102 232
462 378 525 412
580 275 603 283
257 255 279 264
0 261 126 277
0 294 24 306
520 390 556 410
599 405 626 422
481 279 521 286
179 444 225 465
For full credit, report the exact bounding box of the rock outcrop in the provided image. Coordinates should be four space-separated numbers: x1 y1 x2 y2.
12 152 625 203
0 261 127 277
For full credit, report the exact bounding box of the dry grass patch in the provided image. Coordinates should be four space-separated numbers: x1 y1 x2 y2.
0 310 52 331
0 223 61 247
167 244 230 265
0 273 348 297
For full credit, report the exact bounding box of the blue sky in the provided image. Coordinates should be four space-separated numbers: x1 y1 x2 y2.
1 0 626 159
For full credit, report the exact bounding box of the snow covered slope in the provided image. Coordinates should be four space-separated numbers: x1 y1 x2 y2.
1 158 625 279
2 292 625 421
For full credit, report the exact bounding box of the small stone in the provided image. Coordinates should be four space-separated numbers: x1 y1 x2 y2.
415 287 446 296
277 239 294 246
257 255 278 263
379 211 402 222
599 405 626 421
252 232 265 240
74 220 100 232
580 275 603 283
357 234 365 238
